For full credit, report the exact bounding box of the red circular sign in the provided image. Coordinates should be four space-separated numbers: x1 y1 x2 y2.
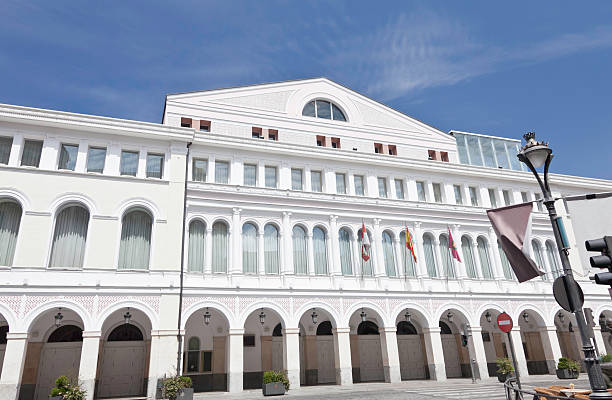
497 312 513 333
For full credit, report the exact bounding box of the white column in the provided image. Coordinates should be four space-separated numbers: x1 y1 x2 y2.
137 147 147 178
351 233 361 276
393 237 403 277
279 163 291 190
228 328 244 393
347 172 355 195
0 332 28 400
304 167 312 192
333 327 353 385
480 186 491 208
283 328 301 388
380 326 401 383
452 225 467 279
423 327 446 381
593 326 607 357
373 218 385 277
207 156 215 183
204 226 213 274
506 328 529 378
79 331 101 400
7 134 23 166
433 236 444 278
488 227 505 279
282 212 293 275
406 179 418 201
307 232 315 276
106 142 121 176
75 139 88 173
329 215 341 276
40 136 59 170
413 222 428 278
541 326 563 374
469 326 489 380
471 241 483 279
231 208 242 274
257 162 265 187
147 330 181 398
258 231 265 275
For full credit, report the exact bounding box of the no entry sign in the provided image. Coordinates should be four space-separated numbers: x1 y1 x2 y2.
497 312 513 333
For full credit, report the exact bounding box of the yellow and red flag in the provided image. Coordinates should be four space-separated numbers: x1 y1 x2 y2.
448 228 462 262
405 226 417 263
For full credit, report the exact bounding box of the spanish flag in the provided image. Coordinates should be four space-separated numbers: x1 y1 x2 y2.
405 226 417 263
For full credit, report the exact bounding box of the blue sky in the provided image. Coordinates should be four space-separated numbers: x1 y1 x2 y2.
2 1 612 179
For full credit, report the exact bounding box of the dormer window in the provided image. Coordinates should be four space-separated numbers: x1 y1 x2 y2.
302 100 346 122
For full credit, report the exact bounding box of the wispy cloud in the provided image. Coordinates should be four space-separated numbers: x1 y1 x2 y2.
323 11 612 100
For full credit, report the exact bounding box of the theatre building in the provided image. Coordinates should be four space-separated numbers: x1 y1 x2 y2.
0 78 611 400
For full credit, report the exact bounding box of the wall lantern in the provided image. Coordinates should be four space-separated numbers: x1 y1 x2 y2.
522 312 529 323
123 307 132 325
485 312 492 323
558 312 565 324
54 308 64 327
404 312 411 323
311 309 318 325
259 309 266 326
203 308 211 326
360 309 367 323
447 311 454 323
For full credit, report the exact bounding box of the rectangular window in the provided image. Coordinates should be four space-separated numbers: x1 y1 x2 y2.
432 183 442 203
192 158 207 182
86 147 106 173
120 150 139 176
265 166 277 188
502 190 512 206
311 170 322 192
374 143 383 154
0 136 13 164
377 177 387 198
252 127 263 139
416 181 426 201
243 335 255 347
389 145 397 156
521 191 528 203
268 129 278 141
335 173 346 194
428 150 436 160
291 168 303 190
488 188 498 208
215 161 229 184
469 186 479 206
354 175 365 196
58 144 78 171
146 153 164 178
199 120 211 132
535 193 544 211
21 139 43 167
181 117 192 128
244 164 257 186
453 184 463 205
316 135 325 147
331 137 340 149
440 151 449 162
202 351 212 372
395 179 404 199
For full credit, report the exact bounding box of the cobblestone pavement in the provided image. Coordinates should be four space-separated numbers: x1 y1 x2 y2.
192 376 591 400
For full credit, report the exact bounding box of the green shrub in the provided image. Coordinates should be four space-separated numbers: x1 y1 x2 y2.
162 376 193 400
263 370 290 391
496 357 514 375
602 354 612 363
49 376 85 400
557 357 580 373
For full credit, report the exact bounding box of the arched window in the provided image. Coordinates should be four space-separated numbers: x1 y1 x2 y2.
49 205 89 268
293 225 308 274
108 324 144 341
338 228 353 275
357 228 373 276
546 241 561 279
273 323 283 337
382 231 396 277
302 99 346 122
0 200 22 266
461 236 477 278
118 208 152 270
423 234 437 277
186 336 200 373
357 321 379 335
187 220 205 273
313 227 327 275
439 321 452 335
439 234 455 278
211 221 228 273
399 230 416 277
532 240 546 281
397 321 418 335
242 223 258 274
48 325 83 342
477 237 493 279
498 240 514 280
264 224 279 274
316 321 333 336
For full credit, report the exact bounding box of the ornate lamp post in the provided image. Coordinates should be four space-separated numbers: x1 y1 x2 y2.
518 132 611 398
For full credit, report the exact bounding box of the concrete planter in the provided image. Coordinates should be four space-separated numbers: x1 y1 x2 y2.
262 382 286 396
497 372 511 383
177 387 194 400
556 369 579 379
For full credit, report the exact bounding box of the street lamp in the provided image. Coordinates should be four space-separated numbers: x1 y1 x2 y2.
518 132 611 398
203 308 211 326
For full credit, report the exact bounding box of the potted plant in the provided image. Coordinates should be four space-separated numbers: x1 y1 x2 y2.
602 354 612 363
262 370 289 396
49 376 86 400
496 357 514 382
556 357 580 379
161 376 193 400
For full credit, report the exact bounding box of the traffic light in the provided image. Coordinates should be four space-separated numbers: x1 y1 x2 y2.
586 236 612 286
461 334 468 347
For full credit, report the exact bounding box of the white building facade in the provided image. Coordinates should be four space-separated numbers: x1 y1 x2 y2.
0 78 611 400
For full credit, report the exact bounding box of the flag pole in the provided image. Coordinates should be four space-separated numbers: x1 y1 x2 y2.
361 219 364 281
403 222 408 282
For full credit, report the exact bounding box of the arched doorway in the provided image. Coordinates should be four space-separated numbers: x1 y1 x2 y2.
243 308 285 389
297 308 337 386
29 307 85 400
0 321 8 375
480 309 507 377
599 311 612 355
349 308 384 382
395 309 427 380
183 307 230 392
555 310 581 365
518 309 549 375
98 307 151 398
439 309 470 378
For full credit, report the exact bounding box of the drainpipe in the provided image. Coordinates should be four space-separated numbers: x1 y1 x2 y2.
177 141 192 376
